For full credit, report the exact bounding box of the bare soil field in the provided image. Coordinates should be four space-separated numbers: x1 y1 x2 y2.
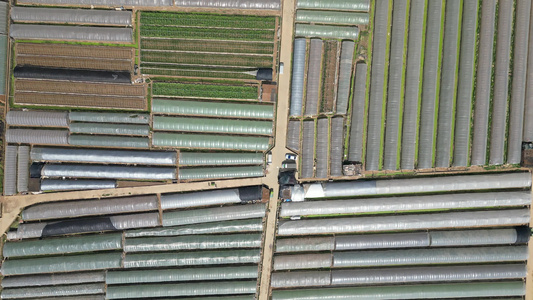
15 79 146 97
141 38 274 54
14 92 146 110
16 56 133 71
16 43 134 59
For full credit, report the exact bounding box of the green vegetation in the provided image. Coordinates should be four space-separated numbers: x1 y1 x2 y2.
140 11 276 30
142 68 256 80
140 51 272 68
152 82 258 99
140 38 274 54
140 26 274 42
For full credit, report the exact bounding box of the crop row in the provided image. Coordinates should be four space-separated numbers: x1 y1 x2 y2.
15 92 146 110
140 38 274 55
152 82 258 100
141 51 272 68
140 11 276 30
141 67 256 80
16 55 132 72
140 26 274 42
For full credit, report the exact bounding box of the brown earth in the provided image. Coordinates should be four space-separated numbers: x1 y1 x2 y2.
16 42 134 59
16 55 133 72
15 79 146 97
321 40 339 113
14 92 146 110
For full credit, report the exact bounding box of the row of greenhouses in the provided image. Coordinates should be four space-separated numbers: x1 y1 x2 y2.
2 187 267 299
271 172 532 299
359 0 533 171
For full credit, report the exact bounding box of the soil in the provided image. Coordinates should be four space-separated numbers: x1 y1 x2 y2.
321 40 339 113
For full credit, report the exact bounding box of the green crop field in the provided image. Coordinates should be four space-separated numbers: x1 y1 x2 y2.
141 26 274 42
140 51 272 68
141 11 276 30
152 82 258 100
140 39 274 54
141 67 256 80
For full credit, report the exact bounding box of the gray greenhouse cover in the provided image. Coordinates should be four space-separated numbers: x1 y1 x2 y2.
17 0 173 6
161 188 242 209
11 7 132 26
304 172 532 198
106 281 257 299
123 249 260 268
125 218 263 237
40 179 116 191
277 209 530 235
124 233 262 252
0 283 105 299
6 129 69 145
271 271 331 288
1 271 105 288
69 123 150 136
295 24 359 39
178 166 264 180
290 38 306 116
280 191 531 216
41 164 176 180
31 147 177 165
3 233 122 257
276 237 335 252
174 0 280 9
0 1 7 34
22 195 158 221
4 146 17 196
69 112 149 124
162 203 266 226
110 212 160 229
10 24 133 42
68 135 150 148
17 146 30 193
6 111 69 127
106 266 258 284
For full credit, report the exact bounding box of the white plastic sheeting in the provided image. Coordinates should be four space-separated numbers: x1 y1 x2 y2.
161 188 241 209
22 195 158 221
153 99 274 119
0 283 105 299
277 209 531 235
69 112 149 124
11 7 132 26
383 0 407 170
123 249 260 268
106 266 258 284
301 120 315 178
348 63 367 162
31 147 177 165
401 0 426 169
41 164 176 180
366 0 389 170
290 39 306 116
153 116 272 135
315 118 329 178
508 0 531 163
126 218 263 237
297 0 370 11
4 146 17 196
329 117 344 176
40 179 116 191
336 41 355 114
3 233 122 257
271 282 526 299
110 212 160 230
271 271 331 288
107 281 257 299
10 24 133 43
274 253 332 270
490 0 514 165
471 0 496 165
152 132 270 151
453 0 478 166
418 0 443 169
124 233 261 252
305 39 322 116
304 172 532 198
276 237 335 252
69 123 150 136
68 135 150 148
16 146 30 193
287 120 301 151
295 24 359 40
1 253 122 275
179 152 263 166
0 1 7 34
17 0 172 5
296 10 369 25
1 272 105 288
280 191 531 217
178 166 264 181
524 0 533 142
174 0 280 9
6 111 69 127
163 203 266 227
6 129 69 145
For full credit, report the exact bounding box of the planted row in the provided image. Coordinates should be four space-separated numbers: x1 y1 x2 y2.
141 39 274 54
152 82 258 100
140 11 276 30
140 26 274 42
141 51 272 68
141 67 256 80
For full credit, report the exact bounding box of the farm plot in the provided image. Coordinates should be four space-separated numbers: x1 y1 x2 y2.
320 40 339 113
15 42 134 72
15 79 145 97
14 93 146 110
140 11 276 81
152 82 258 100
